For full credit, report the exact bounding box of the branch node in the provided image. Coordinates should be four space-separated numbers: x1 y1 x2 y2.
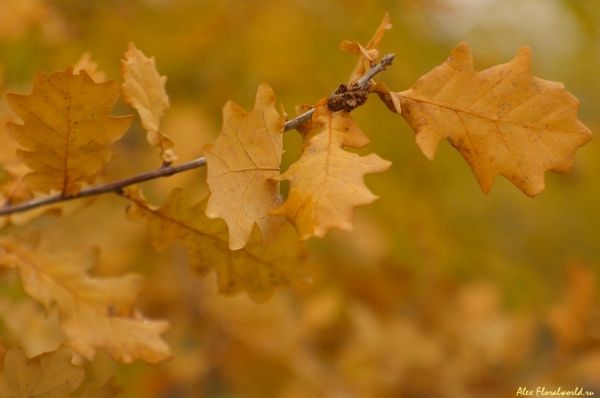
327 82 369 112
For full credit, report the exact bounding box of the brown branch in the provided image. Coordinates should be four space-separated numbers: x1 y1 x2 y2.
0 158 206 216
0 54 395 217
283 53 394 131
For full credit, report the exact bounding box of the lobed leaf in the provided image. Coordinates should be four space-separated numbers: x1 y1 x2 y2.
398 43 592 197
5 67 133 196
0 239 172 365
272 102 391 241
203 83 285 250
120 42 176 163
124 187 309 303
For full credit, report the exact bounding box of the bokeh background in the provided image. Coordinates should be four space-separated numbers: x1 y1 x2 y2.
1 0 600 397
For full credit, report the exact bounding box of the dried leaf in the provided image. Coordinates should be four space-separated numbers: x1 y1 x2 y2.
5 67 133 196
0 344 84 398
398 43 592 196
124 187 309 303
272 103 391 241
370 82 402 114
121 42 175 163
0 239 172 365
340 12 392 83
203 83 285 250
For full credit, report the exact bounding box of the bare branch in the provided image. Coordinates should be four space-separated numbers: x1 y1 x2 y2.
357 53 395 86
0 157 206 216
0 54 395 217
283 54 394 132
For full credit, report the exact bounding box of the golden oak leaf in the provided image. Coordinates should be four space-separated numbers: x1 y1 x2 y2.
203 83 284 250
272 103 391 241
120 42 176 163
340 12 392 83
398 43 592 197
0 239 172 365
5 67 133 196
124 187 309 303
0 344 84 398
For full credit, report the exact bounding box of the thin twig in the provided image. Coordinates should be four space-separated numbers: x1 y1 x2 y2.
0 54 395 217
0 158 206 216
283 53 394 131
357 53 395 86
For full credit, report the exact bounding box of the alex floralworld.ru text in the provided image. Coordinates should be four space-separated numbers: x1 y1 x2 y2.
517 387 594 396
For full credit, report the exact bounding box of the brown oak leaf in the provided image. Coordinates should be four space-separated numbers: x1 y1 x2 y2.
5 67 133 196
272 102 391 241
124 187 309 303
398 43 592 196
203 83 284 250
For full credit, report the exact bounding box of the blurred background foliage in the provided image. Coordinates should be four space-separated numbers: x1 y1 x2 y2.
1 0 600 397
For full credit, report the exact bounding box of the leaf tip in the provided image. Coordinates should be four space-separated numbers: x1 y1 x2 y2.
449 43 473 67
513 46 533 70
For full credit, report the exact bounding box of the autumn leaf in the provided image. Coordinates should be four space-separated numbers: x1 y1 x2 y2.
398 43 592 197
124 187 309 303
203 83 285 250
5 67 133 196
370 82 402 115
0 239 172 365
340 12 392 83
121 42 176 163
272 102 391 241
0 344 84 398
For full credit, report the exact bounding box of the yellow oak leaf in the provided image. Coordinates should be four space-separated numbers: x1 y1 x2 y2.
272 102 391 241
0 239 172 365
0 344 84 398
121 42 176 163
5 67 133 196
203 83 284 250
398 43 592 197
340 12 392 83
124 187 309 303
